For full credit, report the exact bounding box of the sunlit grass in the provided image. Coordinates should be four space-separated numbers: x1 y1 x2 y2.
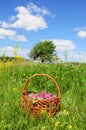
0 61 86 130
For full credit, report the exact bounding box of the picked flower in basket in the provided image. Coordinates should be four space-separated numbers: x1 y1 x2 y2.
21 74 61 117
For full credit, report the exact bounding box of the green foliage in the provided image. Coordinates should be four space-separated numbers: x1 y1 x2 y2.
0 62 86 130
29 40 56 63
1 53 6 62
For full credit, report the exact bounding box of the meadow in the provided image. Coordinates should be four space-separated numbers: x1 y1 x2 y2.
0 60 86 130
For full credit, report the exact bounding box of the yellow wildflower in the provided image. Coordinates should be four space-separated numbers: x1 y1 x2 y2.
41 109 46 113
41 126 46 130
6 61 13 67
67 125 72 129
55 121 60 127
13 87 18 92
63 109 69 115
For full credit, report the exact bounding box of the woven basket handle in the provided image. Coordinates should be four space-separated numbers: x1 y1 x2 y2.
22 74 60 98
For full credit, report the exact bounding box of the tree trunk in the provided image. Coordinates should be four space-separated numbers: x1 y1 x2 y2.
41 59 44 63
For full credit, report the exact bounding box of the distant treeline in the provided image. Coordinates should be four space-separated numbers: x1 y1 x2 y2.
0 56 14 61
0 56 28 62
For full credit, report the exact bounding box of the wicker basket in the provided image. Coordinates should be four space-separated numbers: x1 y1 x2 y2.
21 74 61 117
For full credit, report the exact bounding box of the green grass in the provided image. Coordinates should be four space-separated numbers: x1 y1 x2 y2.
0 61 86 130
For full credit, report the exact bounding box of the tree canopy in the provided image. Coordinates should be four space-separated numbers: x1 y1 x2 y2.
29 41 56 63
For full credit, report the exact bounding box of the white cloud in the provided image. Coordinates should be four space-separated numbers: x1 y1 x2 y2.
0 3 48 31
74 26 86 31
77 31 86 39
0 28 16 39
74 26 86 39
69 51 86 62
0 22 9 28
52 39 86 62
52 39 76 51
0 28 27 41
15 35 27 41
8 15 16 22
27 2 51 16
0 46 30 58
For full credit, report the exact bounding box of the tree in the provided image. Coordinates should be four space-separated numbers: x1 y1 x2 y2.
2 53 6 62
29 41 56 63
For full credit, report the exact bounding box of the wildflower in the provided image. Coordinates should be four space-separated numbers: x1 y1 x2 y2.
54 121 60 127
6 61 13 67
28 90 53 100
67 125 72 129
41 126 46 130
3 102 7 106
13 87 18 92
41 109 46 113
28 93 36 99
63 109 69 115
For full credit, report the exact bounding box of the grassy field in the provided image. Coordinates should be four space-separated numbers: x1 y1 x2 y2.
0 61 86 130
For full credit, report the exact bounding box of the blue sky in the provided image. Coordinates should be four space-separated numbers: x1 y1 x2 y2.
0 0 86 62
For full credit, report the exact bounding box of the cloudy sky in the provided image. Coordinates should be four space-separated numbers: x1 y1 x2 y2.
0 0 86 62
